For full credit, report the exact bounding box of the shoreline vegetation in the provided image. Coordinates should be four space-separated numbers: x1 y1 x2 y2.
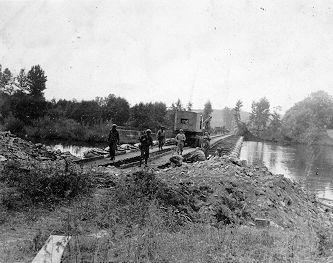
1 132 333 262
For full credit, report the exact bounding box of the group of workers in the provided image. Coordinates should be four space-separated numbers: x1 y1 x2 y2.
107 124 211 167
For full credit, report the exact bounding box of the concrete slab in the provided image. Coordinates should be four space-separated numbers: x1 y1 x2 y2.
31 235 71 263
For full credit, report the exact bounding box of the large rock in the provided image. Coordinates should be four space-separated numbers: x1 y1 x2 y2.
170 155 183 167
184 148 206 163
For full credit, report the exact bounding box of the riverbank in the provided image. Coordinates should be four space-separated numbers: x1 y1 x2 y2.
251 129 333 147
1 132 333 262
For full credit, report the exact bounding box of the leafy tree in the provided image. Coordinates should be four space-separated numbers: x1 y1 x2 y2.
129 102 167 130
249 97 270 137
186 101 193 111
101 94 130 125
71 100 102 125
47 99 74 120
269 108 282 131
221 107 234 131
171 99 185 111
233 100 243 125
6 65 48 124
128 103 150 129
46 95 130 126
203 100 213 130
167 99 186 128
265 106 282 141
149 102 167 128
9 91 47 123
15 69 28 91
0 67 14 94
26 65 47 97
282 91 333 144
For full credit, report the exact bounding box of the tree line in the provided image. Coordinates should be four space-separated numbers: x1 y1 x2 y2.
232 91 333 144
5 63 331 145
1 64 213 141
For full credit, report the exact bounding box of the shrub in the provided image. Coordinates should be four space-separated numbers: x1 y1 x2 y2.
0 161 92 207
4 114 25 134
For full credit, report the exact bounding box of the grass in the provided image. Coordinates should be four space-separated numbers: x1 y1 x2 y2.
1 170 333 262
24 117 110 143
0 160 92 208
56 210 333 263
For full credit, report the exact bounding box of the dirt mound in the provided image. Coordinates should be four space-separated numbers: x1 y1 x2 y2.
0 131 79 170
154 156 332 228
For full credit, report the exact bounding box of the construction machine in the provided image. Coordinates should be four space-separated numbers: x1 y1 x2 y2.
174 111 212 147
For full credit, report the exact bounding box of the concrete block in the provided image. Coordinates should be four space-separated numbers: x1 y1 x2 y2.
32 235 71 263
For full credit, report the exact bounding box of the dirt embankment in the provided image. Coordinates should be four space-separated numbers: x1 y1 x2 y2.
154 156 332 229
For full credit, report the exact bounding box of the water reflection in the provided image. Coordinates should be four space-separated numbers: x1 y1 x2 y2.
240 141 333 200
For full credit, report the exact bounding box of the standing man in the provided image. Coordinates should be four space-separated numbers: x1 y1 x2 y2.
175 129 186 155
156 126 166 151
139 129 153 167
201 131 211 159
108 124 119 161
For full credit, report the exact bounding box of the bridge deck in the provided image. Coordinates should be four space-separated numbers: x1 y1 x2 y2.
75 134 232 168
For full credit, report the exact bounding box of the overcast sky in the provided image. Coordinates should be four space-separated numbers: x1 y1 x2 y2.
1 0 333 112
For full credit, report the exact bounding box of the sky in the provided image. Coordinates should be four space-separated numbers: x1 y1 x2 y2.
1 0 333 112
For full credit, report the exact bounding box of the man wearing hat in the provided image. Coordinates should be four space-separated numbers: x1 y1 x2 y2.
156 126 166 151
175 129 186 155
139 129 153 167
108 124 120 161
201 131 211 159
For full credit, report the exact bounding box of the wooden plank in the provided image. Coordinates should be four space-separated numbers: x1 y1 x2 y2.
31 235 71 263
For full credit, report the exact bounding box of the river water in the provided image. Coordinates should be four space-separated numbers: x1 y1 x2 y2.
240 141 333 200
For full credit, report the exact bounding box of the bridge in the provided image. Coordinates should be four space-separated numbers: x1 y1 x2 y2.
73 134 243 169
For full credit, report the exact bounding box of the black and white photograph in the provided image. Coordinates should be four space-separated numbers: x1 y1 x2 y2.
1 0 333 262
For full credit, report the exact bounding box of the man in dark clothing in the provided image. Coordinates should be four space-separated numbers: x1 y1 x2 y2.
139 129 153 167
108 124 120 161
201 131 211 159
